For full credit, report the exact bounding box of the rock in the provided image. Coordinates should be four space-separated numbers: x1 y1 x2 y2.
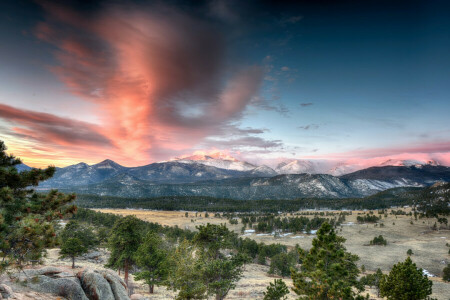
0 284 13 299
78 270 115 300
22 267 65 278
98 270 129 300
27 275 88 300
83 251 102 260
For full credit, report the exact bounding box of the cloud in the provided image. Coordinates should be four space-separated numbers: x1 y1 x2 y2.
0 104 111 147
31 1 275 164
298 124 319 130
300 102 313 107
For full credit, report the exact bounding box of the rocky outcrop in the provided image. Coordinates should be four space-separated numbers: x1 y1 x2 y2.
99 270 129 300
78 270 115 300
0 284 14 299
14 267 130 300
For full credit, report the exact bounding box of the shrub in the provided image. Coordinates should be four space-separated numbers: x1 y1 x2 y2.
370 235 387 246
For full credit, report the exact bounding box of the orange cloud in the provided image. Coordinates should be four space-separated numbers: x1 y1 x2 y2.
33 1 266 164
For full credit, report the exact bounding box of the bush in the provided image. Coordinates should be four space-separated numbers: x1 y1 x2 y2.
443 265 450 282
370 235 387 246
269 252 295 277
263 279 289 300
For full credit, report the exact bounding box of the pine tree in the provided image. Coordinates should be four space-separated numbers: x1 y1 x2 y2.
263 279 289 300
134 231 169 293
291 222 361 299
379 257 433 300
166 239 207 300
59 220 98 268
60 237 87 269
106 215 143 289
443 265 450 282
0 141 76 273
193 224 247 300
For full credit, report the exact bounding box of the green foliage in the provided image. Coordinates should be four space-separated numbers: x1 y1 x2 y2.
416 183 450 217
194 223 246 300
59 220 97 268
134 231 169 293
360 269 383 296
0 141 76 273
74 186 422 213
72 207 195 241
268 248 298 277
263 279 289 300
193 223 231 258
291 222 362 299
370 235 387 246
60 238 87 268
407 249 413 256
442 265 450 282
357 214 380 223
379 257 433 300
166 239 207 300
107 215 143 287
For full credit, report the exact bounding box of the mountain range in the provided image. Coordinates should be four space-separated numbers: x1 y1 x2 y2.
16 155 449 200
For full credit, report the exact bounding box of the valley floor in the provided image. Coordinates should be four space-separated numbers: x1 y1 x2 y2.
96 207 450 299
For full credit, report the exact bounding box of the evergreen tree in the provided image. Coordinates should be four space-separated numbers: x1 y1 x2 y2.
360 268 383 297
263 279 289 300
0 141 76 273
269 252 294 277
379 257 433 300
134 231 169 293
106 215 143 289
166 239 207 300
291 222 361 299
193 223 247 300
60 238 87 269
443 265 450 282
59 220 97 268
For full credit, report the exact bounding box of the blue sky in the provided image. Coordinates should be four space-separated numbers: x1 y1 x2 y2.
0 0 449 167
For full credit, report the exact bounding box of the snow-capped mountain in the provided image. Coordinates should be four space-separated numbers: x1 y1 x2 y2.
379 159 441 167
58 165 450 200
172 152 276 175
275 159 330 174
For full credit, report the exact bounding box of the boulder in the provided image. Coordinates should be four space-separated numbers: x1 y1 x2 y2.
24 266 65 276
98 270 130 300
0 284 13 299
26 275 88 300
78 269 115 300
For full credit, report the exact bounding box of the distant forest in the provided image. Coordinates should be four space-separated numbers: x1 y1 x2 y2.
74 186 424 212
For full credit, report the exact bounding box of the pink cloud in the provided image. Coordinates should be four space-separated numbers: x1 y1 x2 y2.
32 1 267 163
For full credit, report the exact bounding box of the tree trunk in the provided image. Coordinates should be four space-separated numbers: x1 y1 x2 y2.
149 284 154 293
216 294 223 300
124 261 129 288
72 256 75 269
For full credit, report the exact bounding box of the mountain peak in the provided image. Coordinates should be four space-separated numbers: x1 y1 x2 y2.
94 159 124 169
176 151 238 162
379 159 441 167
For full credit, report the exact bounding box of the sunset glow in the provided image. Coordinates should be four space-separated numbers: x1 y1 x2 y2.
1 1 449 168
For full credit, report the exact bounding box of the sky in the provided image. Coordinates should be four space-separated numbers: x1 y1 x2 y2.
0 0 449 168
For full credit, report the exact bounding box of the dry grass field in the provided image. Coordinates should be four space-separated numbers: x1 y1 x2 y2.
94 208 450 299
